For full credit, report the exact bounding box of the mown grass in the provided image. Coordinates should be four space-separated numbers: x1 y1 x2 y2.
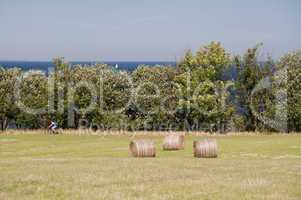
1 132 301 200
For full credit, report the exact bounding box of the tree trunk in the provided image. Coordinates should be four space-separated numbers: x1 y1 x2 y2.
0 117 8 131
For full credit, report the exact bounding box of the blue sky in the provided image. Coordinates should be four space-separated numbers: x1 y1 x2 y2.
0 0 300 61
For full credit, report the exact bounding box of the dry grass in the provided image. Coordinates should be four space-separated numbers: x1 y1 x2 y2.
1 132 301 200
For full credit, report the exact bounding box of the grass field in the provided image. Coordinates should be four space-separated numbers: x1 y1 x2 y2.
1 132 301 200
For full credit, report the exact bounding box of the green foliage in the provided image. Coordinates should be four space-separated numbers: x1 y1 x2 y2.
0 68 21 130
16 71 48 128
195 41 230 79
235 44 269 131
176 42 232 131
129 65 179 130
277 51 301 132
0 43 299 133
233 44 293 132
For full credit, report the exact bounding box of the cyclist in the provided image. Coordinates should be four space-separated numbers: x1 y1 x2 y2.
48 120 58 134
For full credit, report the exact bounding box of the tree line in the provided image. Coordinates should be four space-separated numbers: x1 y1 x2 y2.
0 42 300 132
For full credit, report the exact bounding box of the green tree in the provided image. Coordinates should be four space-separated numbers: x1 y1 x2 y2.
49 57 73 128
129 65 179 130
235 44 275 131
91 65 132 129
15 71 48 128
175 42 231 132
0 68 21 130
277 51 301 132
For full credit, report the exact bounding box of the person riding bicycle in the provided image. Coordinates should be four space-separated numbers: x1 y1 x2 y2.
48 120 58 134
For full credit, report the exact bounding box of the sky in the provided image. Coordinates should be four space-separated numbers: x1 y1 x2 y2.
0 0 300 61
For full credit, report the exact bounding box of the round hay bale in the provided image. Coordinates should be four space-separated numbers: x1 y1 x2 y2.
193 139 218 158
163 135 185 150
129 139 156 157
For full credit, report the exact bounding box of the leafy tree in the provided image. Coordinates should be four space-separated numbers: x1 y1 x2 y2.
0 68 21 130
175 42 231 131
196 41 230 80
15 71 48 128
235 44 275 131
277 51 301 132
128 65 178 130
48 57 72 128
235 46 262 131
92 65 132 129
66 63 132 129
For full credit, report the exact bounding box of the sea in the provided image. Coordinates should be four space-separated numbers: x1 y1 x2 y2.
0 61 176 72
